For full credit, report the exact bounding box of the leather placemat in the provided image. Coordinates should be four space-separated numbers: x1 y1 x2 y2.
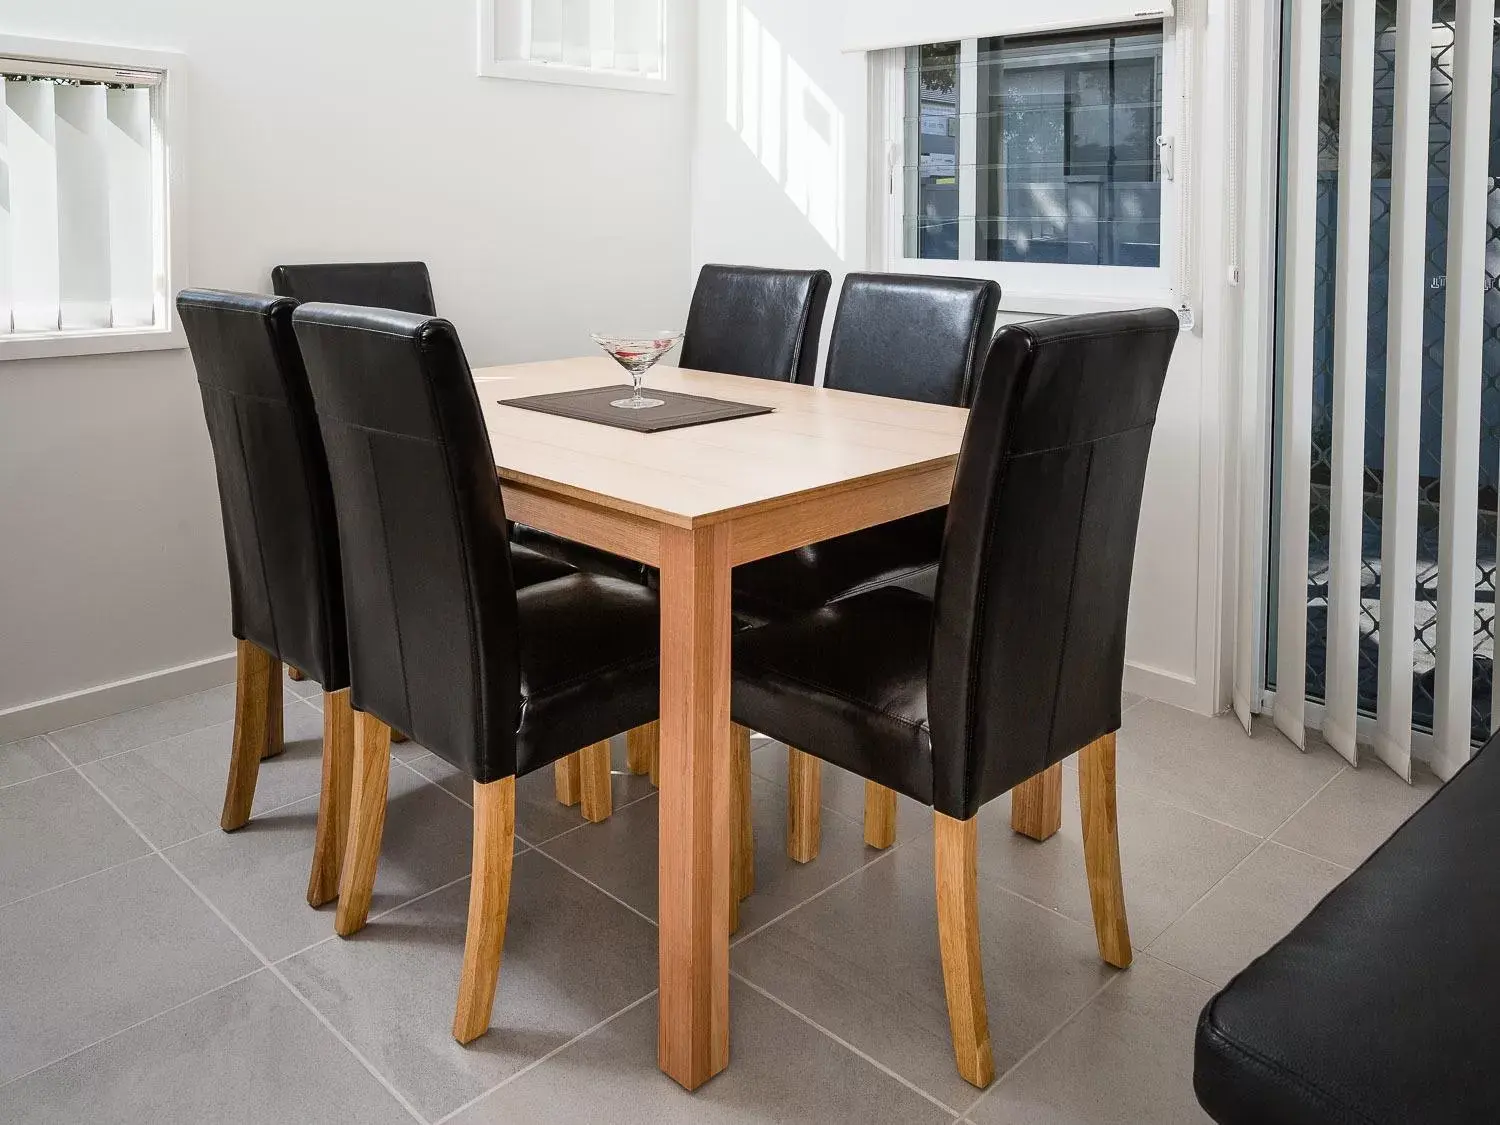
499 385 774 433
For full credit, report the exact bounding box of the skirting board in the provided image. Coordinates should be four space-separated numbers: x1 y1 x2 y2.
0 650 237 745
1124 659 1207 715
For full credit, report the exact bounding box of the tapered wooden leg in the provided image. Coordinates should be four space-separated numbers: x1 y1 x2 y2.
453 777 517 1045
657 522 732 1090
262 669 285 760
934 812 994 1089
1079 732 1133 968
579 740 613 823
334 711 392 937
390 730 409 744
306 688 355 908
627 722 659 776
864 781 897 849
554 752 581 806
1010 763 1063 841
287 666 306 682
732 724 754 902
221 639 277 831
786 748 821 863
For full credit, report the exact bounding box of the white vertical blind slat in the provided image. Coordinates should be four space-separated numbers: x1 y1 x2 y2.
1273 0 1322 751
588 0 615 71
1323 0 1377 765
1373 0 1432 782
54 83 112 330
105 87 152 328
529 0 565 62
0 79 12 334
562 0 592 68
1431 0 1495 778
7 80 60 333
956 38 978 262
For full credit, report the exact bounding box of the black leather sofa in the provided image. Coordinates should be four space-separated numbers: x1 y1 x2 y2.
1194 736 1491 1124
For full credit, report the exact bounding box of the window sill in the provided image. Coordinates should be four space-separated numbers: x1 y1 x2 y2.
0 324 187 363
477 58 677 95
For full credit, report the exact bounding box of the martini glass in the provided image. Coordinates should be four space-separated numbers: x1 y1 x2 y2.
591 331 683 409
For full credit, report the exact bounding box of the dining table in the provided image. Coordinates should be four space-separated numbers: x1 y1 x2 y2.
473 355 1055 1090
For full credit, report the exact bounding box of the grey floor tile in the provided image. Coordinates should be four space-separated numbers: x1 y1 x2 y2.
732 841 1115 1113
410 736 655 845
0 971 413 1125
79 704 325 849
958 776 1260 948
279 853 658 1122
972 956 1214 1125
1148 841 1349 986
168 765 475 962
1272 758 1442 868
47 685 237 765
0 736 69 788
541 776 883 934
450 980 954 1125
0 769 150 906
1113 703 1347 836
0 855 259 1084
750 741 931 848
283 670 324 699
1122 690 1146 712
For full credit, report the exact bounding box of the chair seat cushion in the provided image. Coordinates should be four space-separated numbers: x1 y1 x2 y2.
515 574 659 776
732 509 945 620
510 542 577 588
1194 738 1490 1125
732 585 933 804
511 524 647 586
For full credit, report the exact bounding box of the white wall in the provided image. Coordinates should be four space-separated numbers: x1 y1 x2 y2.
691 0 1236 714
0 0 695 734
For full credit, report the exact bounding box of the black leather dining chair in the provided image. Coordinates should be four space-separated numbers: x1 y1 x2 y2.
181 289 583 910
731 308 1179 1088
271 261 437 316
292 302 662 1044
679 263 833 384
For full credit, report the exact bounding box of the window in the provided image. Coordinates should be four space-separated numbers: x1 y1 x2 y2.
879 19 1184 313
0 37 183 360
478 0 676 94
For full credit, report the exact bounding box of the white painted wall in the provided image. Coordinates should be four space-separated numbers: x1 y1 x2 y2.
0 0 695 732
691 0 1235 713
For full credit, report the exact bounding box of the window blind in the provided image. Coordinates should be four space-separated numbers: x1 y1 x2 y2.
527 0 664 77
0 65 159 336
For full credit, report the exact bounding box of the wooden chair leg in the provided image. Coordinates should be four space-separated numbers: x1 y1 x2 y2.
579 740 613 823
934 811 994 1089
786 747 821 863
262 668 285 760
1079 732 1133 968
1010 762 1063 841
221 639 277 831
334 711 392 937
307 688 355 908
390 730 409 745
287 666 306 682
732 724 754 902
627 722 658 776
864 781 897 849
647 721 661 787
554 752 581 807
453 776 517 1045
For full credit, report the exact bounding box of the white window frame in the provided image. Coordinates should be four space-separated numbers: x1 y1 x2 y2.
871 14 1190 316
477 0 681 95
0 35 187 362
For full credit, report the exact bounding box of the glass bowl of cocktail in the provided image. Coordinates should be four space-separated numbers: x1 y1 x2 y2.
590 331 684 409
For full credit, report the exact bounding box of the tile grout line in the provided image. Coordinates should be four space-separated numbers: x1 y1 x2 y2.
61 751 432 1125
0 964 270 1094
267 872 483 967
731 970 966 1119
429 990 659 1125
0 764 77 791
0 851 154 914
529 847 660 929
729 843 902 949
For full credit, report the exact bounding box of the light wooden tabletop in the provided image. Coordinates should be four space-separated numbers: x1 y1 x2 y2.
473 357 969 529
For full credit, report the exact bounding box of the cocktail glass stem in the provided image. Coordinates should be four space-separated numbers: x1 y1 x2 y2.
632 371 647 406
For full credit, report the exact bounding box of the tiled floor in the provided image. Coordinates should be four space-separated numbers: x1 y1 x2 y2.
0 687 1442 1124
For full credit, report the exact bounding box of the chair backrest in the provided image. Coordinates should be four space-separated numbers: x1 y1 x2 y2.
178 289 348 689
271 261 437 316
679 263 832 384
292 303 521 782
927 308 1179 819
823 273 1000 406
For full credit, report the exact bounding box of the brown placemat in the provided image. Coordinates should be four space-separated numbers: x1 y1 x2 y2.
500 385 774 433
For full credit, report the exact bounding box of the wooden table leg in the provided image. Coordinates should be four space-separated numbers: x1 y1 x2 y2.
1011 763 1063 841
657 523 731 1090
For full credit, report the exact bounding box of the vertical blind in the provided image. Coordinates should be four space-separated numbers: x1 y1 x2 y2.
527 0 664 77
1272 0 1498 781
0 65 160 335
